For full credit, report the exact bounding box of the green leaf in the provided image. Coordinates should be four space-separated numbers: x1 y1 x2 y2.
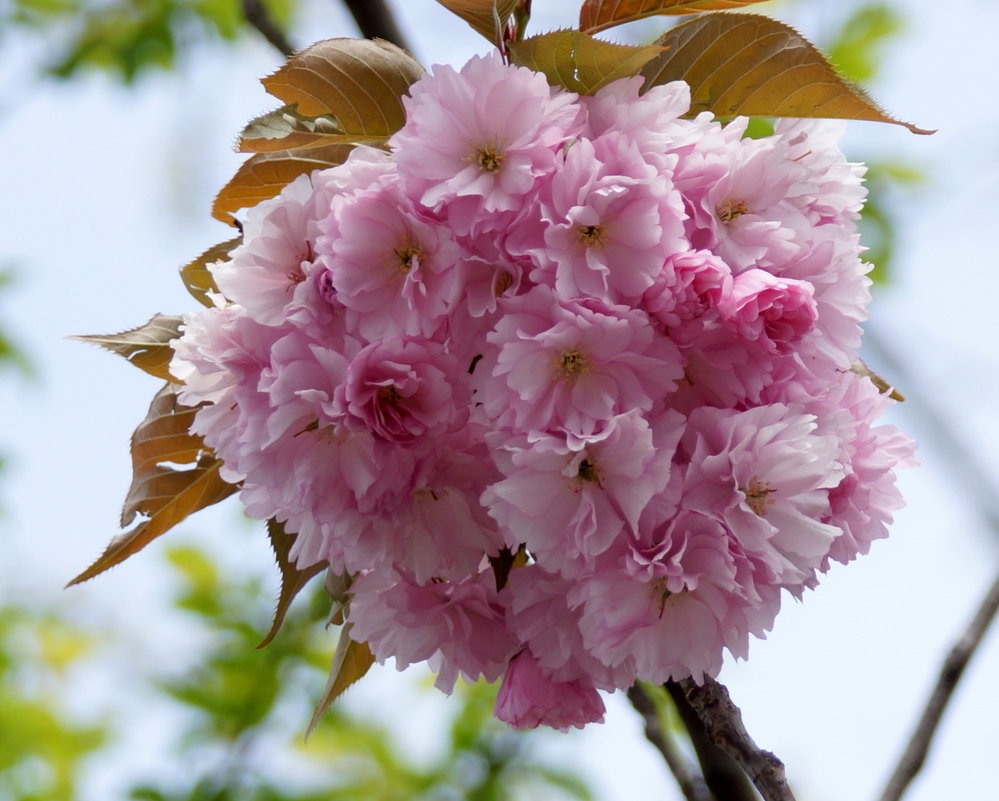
826 3 903 84
262 38 424 136
508 30 663 95
307 626 375 737
212 144 355 224
67 385 237 586
579 0 772 34
640 13 933 134
71 314 183 382
433 0 518 45
180 237 239 307
257 519 328 649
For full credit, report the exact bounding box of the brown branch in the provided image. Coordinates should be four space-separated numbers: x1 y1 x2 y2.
241 0 295 57
676 678 796 801
878 565 999 801
666 681 760 801
627 684 714 801
341 0 414 52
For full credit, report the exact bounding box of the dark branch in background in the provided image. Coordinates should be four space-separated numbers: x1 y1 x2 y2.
877 567 999 801
863 322 999 800
675 678 797 801
627 684 714 801
241 0 295 56
341 0 414 52
666 681 761 801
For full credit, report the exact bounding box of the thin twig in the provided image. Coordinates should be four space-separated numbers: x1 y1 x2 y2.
241 0 295 57
341 0 414 52
677 678 796 801
627 684 714 801
878 566 999 801
666 681 760 801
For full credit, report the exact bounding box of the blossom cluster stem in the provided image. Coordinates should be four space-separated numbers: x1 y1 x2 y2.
674 678 797 801
878 565 999 801
241 0 294 56
627 684 713 801
666 681 760 801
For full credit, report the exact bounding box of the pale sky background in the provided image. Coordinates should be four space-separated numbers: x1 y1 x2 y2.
2 0 999 799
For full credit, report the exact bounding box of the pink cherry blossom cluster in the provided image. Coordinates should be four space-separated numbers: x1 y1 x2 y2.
171 51 915 731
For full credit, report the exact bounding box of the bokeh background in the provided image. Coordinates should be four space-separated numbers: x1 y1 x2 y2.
2 1 998 799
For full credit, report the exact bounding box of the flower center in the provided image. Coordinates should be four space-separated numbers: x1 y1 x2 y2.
578 224 605 247
743 476 776 516
394 244 423 271
651 577 672 619
557 350 587 377
474 145 504 174
718 199 749 223
576 457 601 485
494 270 514 296
378 384 402 406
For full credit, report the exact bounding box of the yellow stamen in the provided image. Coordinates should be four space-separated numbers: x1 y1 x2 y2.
718 199 749 223
578 224 605 247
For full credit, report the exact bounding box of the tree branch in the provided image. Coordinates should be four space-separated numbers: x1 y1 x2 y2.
241 0 295 57
877 565 999 801
666 681 761 801
675 678 796 801
341 0 414 52
627 684 715 801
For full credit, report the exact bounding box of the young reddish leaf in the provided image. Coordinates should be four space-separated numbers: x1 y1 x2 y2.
579 0 771 34
851 359 905 402
434 0 518 45
641 13 933 134
508 30 663 95
72 315 184 382
262 38 424 137
180 237 240 308
67 386 238 587
212 144 355 225
238 104 389 154
258 519 328 649
307 625 375 737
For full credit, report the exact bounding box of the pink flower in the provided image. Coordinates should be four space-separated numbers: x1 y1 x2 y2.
336 336 468 444
572 524 781 683
320 177 461 341
583 77 691 163
479 286 683 434
348 567 518 692
482 410 682 577
495 650 605 731
642 249 733 340
721 268 819 354
392 51 582 227
531 135 687 302
680 404 846 588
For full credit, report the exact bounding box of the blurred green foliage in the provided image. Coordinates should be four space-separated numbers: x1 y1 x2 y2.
0 270 32 379
824 3 926 284
0 543 591 801
0 606 106 801
1 0 295 82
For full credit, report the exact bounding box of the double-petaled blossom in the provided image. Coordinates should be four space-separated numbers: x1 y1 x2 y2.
169 51 914 730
